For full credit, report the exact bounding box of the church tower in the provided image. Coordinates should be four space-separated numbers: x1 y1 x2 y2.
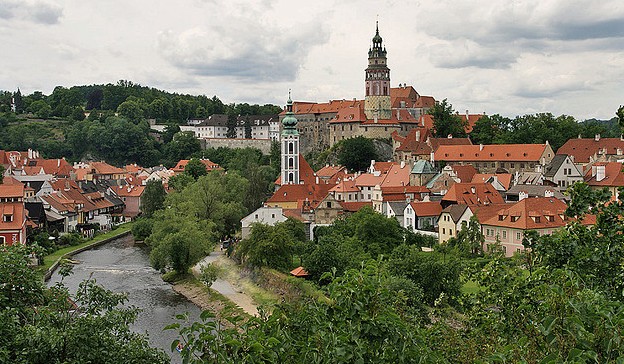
364 22 391 120
281 92 300 184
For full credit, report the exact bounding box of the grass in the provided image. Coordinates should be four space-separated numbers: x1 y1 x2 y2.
42 222 134 271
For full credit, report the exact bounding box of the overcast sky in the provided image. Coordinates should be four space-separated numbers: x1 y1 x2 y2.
1 0 622 120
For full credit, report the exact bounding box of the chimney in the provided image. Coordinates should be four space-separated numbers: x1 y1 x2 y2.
480 144 484 151
447 134 453 139
416 130 421 141
595 134 601 141
400 161 405 169
396 110 400 120
28 148 33 159
57 159 60 167
315 176 319 184
465 110 469 120
374 115 378 123
596 165 606 182
470 186 476 194
519 191 528 201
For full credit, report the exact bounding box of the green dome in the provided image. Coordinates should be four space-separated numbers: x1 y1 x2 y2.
282 94 298 135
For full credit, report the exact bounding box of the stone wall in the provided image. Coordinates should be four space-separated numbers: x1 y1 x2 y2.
201 138 272 154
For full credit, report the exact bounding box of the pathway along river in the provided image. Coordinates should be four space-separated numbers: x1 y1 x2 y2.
47 235 202 364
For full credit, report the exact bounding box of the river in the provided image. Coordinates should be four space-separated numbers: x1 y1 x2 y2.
47 235 202 364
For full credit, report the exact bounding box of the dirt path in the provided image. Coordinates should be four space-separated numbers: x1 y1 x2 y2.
191 249 259 317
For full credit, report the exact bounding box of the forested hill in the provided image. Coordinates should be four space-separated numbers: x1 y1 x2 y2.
0 80 282 123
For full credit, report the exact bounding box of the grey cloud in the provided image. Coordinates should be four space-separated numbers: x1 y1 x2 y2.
158 21 329 83
429 41 517 69
512 80 590 99
0 0 62 24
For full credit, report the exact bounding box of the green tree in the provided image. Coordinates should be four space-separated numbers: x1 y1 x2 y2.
117 99 145 124
617 105 624 132
28 100 52 119
226 112 237 138
131 217 154 241
337 136 378 172
448 214 484 256
165 131 201 166
168 172 195 192
184 158 207 180
429 98 466 137
147 208 215 274
141 179 166 218
236 221 297 270
70 106 85 121
244 116 252 139
469 114 510 145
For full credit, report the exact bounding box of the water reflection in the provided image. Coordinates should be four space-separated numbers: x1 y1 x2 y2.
48 235 202 363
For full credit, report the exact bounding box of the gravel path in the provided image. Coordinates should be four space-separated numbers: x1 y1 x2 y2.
192 250 259 317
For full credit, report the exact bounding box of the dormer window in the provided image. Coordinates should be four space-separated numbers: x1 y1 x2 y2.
534 216 541 223
3 214 13 223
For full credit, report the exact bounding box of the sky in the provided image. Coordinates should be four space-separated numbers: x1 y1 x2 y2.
0 0 623 121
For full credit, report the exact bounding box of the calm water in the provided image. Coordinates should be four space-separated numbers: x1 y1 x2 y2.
47 235 202 363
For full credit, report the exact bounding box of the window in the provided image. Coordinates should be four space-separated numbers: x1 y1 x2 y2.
271 214 275 219
502 230 507 239
442 228 446 235
0 236 4 245
327 201 332 208
516 232 521 240
2 214 12 223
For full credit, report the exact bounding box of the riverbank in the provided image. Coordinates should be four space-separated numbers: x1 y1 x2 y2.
42 223 134 281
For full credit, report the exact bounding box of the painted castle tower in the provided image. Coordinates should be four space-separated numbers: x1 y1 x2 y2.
364 22 391 120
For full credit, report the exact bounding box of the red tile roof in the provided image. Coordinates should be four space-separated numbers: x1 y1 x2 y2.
409 201 443 217
557 137 624 164
451 165 478 183
380 163 412 188
442 182 505 205
480 197 569 230
435 144 550 162
329 179 360 193
90 161 125 175
0 184 25 198
583 162 624 187
171 159 223 173
114 185 146 198
340 201 372 212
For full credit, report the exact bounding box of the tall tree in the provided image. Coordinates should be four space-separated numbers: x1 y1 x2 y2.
337 136 378 172
429 99 466 138
141 180 166 218
184 158 207 180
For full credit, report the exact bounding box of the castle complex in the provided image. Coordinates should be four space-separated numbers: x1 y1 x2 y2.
280 22 436 154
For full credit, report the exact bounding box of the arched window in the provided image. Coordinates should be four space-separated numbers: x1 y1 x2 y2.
289 157 294 168
289 142 294 154
288 172 294 183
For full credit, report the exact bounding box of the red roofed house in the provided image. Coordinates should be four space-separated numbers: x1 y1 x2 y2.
73 161 126 182
0 184 27 245
404 200 443 231
479 197 575 257
113 185 146 219
557 134 624 170
426 164 478 196
171 159 223 174
434 143 555 175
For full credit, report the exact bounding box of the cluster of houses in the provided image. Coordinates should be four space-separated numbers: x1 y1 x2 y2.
0 149 221 245
243 96 621 257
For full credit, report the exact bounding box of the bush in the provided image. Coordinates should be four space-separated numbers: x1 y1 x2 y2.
59 233 85 246
131 218 153 241
199 263 220 287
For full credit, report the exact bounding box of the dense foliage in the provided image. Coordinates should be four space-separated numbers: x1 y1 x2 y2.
0 244 168 363
336 136 378 172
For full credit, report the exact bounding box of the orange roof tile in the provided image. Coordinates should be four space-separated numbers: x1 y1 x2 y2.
451 165 478 183
471 173 514 190
442 182 505 205
380 163 412 188
114 185 146 198
435 144 549 162
409 201 443 217
90 161 125 175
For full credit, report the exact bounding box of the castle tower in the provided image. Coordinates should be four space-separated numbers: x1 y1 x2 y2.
281 92 300 184
364 21 391 120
